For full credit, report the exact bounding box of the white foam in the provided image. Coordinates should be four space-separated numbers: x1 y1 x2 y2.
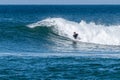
27 18 120 45
1 52 120 59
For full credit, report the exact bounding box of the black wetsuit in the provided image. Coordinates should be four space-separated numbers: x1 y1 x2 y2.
73 33 78 39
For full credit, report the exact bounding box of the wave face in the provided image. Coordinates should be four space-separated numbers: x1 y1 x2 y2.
27 18 120 45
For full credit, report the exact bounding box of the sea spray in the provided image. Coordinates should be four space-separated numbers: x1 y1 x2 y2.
27 18 120 45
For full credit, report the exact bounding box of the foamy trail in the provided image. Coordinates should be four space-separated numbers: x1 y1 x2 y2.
27 18 120 45
1 52 120 59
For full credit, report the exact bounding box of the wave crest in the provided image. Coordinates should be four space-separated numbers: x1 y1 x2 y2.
27 18 120 45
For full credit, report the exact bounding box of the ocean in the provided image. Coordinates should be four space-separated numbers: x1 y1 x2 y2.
0 5 120 80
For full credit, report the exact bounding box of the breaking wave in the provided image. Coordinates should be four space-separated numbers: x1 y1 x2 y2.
27 18 120 45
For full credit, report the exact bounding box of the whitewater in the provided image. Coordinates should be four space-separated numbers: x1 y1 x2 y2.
27 18 120 45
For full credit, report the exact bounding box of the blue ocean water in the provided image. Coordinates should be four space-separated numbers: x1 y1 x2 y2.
0 5 120 80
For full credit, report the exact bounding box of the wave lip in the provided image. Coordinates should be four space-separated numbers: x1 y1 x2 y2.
27 18 120 45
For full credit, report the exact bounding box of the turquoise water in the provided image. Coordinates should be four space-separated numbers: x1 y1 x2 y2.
0 56 120 80
0 5 120 79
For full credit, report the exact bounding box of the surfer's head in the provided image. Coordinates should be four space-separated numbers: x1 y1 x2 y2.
74 32 76 34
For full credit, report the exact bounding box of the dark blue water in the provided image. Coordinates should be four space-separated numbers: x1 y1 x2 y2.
0 5 120 80
0 5 120 24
